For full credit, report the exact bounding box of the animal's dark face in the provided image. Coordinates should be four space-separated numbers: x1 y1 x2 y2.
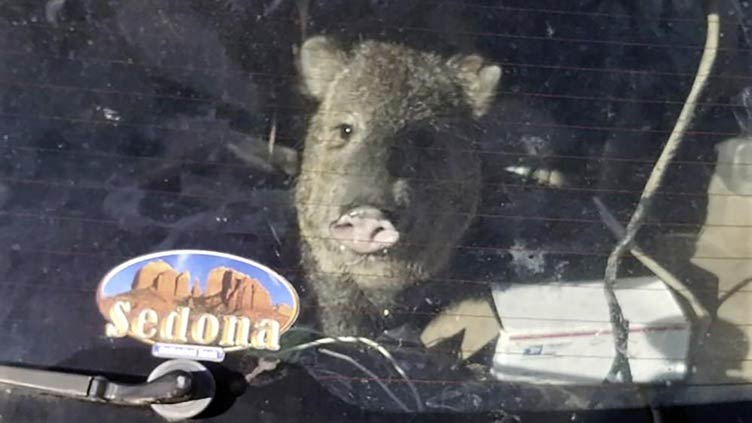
295 37 500 293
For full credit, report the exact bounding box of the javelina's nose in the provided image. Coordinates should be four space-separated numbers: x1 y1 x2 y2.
329 206 400 254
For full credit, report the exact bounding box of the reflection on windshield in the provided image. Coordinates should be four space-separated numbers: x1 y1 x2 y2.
1 0 752 419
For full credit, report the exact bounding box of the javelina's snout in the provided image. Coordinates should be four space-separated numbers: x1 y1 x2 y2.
329 206 400 254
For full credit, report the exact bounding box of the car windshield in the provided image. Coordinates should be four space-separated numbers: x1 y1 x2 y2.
1 0 752 421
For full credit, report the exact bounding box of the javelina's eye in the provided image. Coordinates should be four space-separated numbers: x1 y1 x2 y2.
338 124 354 141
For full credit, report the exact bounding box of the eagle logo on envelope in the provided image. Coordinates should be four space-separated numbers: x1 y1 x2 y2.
97 250 299 358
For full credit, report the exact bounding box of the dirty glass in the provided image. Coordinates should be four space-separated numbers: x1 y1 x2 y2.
1 0 751 421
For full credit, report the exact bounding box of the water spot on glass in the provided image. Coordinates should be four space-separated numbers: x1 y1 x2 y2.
102 108 121 122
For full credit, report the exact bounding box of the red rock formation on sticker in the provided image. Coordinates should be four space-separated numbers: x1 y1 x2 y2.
133 260 192 299
175 273 191 299
190 278 202 297
132 260 174 290
275 304 294 317
204 267 230 297
99 260 292 330
205 267 273 312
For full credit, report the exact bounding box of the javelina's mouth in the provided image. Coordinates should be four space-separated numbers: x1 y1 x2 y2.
329 206 400 254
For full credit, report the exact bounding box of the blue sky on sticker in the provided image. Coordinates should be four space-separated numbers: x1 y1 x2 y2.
101 252 295 307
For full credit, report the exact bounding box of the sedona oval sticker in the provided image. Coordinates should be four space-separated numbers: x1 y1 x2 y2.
97 250 299 356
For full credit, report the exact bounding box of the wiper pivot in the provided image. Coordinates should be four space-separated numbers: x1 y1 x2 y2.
88 370 193 405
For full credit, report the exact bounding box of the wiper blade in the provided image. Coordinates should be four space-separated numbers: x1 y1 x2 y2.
0 359 215 421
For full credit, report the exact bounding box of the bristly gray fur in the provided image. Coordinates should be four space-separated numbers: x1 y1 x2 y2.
295 36 501 337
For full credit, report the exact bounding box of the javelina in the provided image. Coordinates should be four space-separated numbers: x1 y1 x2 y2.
295 36 501 337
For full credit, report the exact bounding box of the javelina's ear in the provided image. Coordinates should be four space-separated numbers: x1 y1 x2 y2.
298 36 348 100
450 55 502 118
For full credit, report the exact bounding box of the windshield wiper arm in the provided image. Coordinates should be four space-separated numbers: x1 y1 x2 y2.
0 364 193 405
0 359 216 420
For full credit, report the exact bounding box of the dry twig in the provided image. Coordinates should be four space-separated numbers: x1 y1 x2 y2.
602 0 720 383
